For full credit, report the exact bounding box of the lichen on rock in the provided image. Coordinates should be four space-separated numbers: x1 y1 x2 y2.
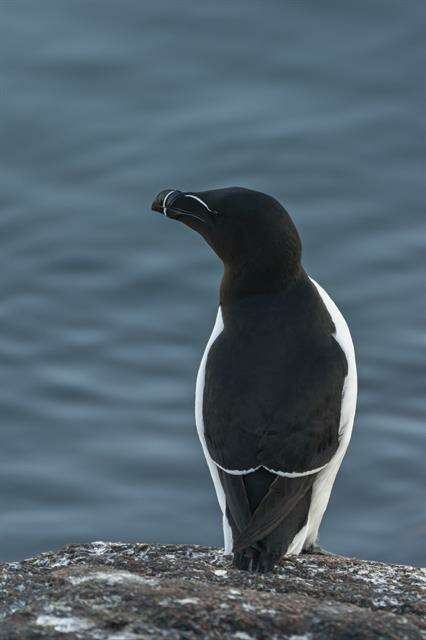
0 542 424 639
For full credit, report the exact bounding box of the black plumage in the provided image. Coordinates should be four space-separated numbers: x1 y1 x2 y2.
151 186 351 572
204 274 347 474
219 467 316 571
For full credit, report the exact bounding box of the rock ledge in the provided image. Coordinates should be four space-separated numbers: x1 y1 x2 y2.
0 542 424 639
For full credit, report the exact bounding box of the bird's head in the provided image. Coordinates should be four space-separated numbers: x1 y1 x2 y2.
151 187 302 284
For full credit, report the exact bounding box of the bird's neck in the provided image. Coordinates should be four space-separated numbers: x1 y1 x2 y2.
220 260 303 308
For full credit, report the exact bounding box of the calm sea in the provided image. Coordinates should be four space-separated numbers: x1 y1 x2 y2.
0 1 424 565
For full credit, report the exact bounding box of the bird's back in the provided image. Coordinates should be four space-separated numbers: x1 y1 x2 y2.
203 273 348 475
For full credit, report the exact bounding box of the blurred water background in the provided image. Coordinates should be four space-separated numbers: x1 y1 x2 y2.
0 1 424 565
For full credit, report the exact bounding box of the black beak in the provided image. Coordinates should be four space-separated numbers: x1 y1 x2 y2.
151 189 182 215
151 189 215 226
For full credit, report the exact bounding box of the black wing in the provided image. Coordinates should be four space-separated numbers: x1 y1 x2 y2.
218 467 316 572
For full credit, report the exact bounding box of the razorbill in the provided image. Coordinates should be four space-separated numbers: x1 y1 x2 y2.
151 187 357 572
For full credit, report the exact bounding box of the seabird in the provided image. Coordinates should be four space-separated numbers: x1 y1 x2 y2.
151 187 357 572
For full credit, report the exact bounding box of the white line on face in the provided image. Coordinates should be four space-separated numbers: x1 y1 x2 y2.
185 194 212 212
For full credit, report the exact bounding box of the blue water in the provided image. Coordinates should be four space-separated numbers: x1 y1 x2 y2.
0 1 424 566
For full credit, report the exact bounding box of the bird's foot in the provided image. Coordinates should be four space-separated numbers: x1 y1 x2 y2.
233 548 278 573
233 547 259 571
302 544 334 556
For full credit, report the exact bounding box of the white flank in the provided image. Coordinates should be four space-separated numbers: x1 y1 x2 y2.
301 278 357 550
195 307 234 553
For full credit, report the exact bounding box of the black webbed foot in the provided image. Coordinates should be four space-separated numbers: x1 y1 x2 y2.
233 547 260 571
233 548 279 573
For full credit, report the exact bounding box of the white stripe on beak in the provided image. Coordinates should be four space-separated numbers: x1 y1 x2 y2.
163 191 177 216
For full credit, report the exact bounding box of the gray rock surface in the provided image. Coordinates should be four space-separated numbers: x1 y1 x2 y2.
0 542 424 639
